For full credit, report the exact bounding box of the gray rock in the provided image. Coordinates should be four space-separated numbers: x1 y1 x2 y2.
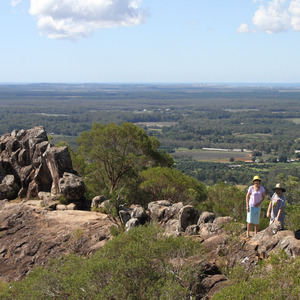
91 195 106 208
56 204 67 211
160 219 182 237
198 212 216 225
99 200 110 209
0 127 84 201
131 206 148 225
38 192 59 209
213 216 233 226
163 202 184 222
148 201 170 221
125 218 140 231
59 172 86 201
0 183 17 200
44 146 74 195
67 203 78 210
119 209 132 225
0 175 19 200
179 205 200 231
185 224 200 236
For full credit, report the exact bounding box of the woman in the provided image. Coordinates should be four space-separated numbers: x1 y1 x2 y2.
267 183 286 229
246 175 265 238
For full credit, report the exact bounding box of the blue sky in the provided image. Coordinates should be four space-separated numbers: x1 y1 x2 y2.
1 0 300 83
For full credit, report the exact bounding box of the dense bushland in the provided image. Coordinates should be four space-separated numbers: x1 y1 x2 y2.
0 225 205 300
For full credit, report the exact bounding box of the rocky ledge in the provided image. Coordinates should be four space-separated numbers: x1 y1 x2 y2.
0 200 118 282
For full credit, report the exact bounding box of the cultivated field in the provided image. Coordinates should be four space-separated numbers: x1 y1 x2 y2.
172 148 252 162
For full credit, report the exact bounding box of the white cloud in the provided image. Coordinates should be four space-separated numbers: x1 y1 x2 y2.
239 0 300 33
289 0 300 30
27 0 147 40
11 0 22 7
237 23 251 33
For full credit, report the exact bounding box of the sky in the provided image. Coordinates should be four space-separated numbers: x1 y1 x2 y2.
1 0 300 83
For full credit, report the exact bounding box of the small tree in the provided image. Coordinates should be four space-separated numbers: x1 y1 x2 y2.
77 123 173 206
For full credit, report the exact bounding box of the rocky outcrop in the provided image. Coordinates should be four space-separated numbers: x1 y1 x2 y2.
0 196 299 300
0 127 85 202
0 200 118 282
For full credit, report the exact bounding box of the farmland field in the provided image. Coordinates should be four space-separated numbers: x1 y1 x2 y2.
172 148 252 162
286 118 300 124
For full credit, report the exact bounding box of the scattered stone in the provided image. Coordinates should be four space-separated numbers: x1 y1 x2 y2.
185 224 200 236
99 200 110 209
125 218 140 231
91 195 106 208
198 212 216 225
119 209 132 225
56 204 67 211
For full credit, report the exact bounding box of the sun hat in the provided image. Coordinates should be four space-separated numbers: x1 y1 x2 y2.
252 175 261 182
272 183 286 192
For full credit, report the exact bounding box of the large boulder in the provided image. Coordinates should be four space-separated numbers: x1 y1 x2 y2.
59 172 86 202
162 202 184 222
179 205 200 232
0 175 19 200
0 127 84 201
148 200 171 222
160 219 182 237
131 205 148 225
44 146 74 195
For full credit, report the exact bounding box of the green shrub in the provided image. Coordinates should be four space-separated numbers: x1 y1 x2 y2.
285 203 300 231
139 166 207 207
200 182 246 222
0 224 205 300
213 251 300 299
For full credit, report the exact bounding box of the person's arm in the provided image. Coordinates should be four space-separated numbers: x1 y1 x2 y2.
276 208 282 221
246 192 250 212
267 200 272 218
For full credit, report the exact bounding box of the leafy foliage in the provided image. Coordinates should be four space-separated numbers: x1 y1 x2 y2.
139 166 207 207
77 122 173 203
200 182 246 222
213 251 300 299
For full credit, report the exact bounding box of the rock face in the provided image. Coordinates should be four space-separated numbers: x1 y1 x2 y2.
0 200 118 281
0 127 85 202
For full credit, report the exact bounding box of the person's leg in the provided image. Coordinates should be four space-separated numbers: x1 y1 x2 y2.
247 223 251 237
254 224 259 234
